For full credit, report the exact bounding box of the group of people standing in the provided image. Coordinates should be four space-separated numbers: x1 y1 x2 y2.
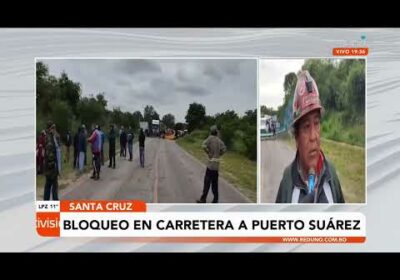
39 120 228 204
39 121 147 201
117 126 146 166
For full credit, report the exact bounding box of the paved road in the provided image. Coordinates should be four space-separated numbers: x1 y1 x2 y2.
260 138 295 203
60 138 251 203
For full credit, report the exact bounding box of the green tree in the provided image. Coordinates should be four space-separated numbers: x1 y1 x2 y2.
215 110 239 124
214 110 239 150
51 100 73 137
242 124 257 160
204 115 216 128
58 71 81 114
277 72 297 126
36 61 49 107
111 107 123 126
77 96 107 128
133 110 143 122
185 103 206 133
36 62 56 115
239 109 257 160
121 111 135 129
283 72 297 102
174 122 186 131
132 110 143 129
243 109 257 124
260 106 276 117
143 105 160 128
345 61 365 121
96 93 107 108
162 113 175 129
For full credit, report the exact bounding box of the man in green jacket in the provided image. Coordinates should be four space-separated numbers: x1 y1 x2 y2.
276 71 345 203
43 121 59 200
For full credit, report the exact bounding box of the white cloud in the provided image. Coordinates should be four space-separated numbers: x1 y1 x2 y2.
40 59 257 123
259 59 305 110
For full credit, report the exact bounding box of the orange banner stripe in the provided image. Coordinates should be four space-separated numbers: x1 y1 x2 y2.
60 200 146 212
97 236 366 243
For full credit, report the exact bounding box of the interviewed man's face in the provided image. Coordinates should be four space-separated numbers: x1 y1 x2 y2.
295 110 321 172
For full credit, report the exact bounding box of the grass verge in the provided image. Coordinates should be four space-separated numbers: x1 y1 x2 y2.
176 132 257 202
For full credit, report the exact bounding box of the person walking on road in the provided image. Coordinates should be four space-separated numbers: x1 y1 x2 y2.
82 124 88 166
108 124 116 168
54 126 62 175
127 126 134 161
139 128 145 167
65 130 71 163
120 126 127 158
88 124 101 180
99 126 105 166
196 125 226 203
119 126 123 156
77 127 86 173
73 128 79 169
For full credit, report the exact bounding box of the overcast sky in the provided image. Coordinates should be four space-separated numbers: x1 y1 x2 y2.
40 59 257 123
259 59 305 110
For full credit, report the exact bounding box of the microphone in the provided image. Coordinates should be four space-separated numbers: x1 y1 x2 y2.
308 167 315 194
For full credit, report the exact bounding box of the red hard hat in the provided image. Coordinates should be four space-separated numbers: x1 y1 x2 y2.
292 70 323 128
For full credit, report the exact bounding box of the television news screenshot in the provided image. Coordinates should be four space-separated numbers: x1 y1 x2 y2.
0 28 398 253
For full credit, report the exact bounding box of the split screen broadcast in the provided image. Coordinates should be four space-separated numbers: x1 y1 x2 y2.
36 58 365 205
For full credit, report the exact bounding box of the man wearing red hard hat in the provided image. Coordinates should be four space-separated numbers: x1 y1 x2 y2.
275 70 345 203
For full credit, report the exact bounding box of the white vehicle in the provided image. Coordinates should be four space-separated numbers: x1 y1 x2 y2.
261 115 279 139
151 119 160 136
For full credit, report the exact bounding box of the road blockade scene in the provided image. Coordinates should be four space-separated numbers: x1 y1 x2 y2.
36 59 257 203
259 58 365 203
